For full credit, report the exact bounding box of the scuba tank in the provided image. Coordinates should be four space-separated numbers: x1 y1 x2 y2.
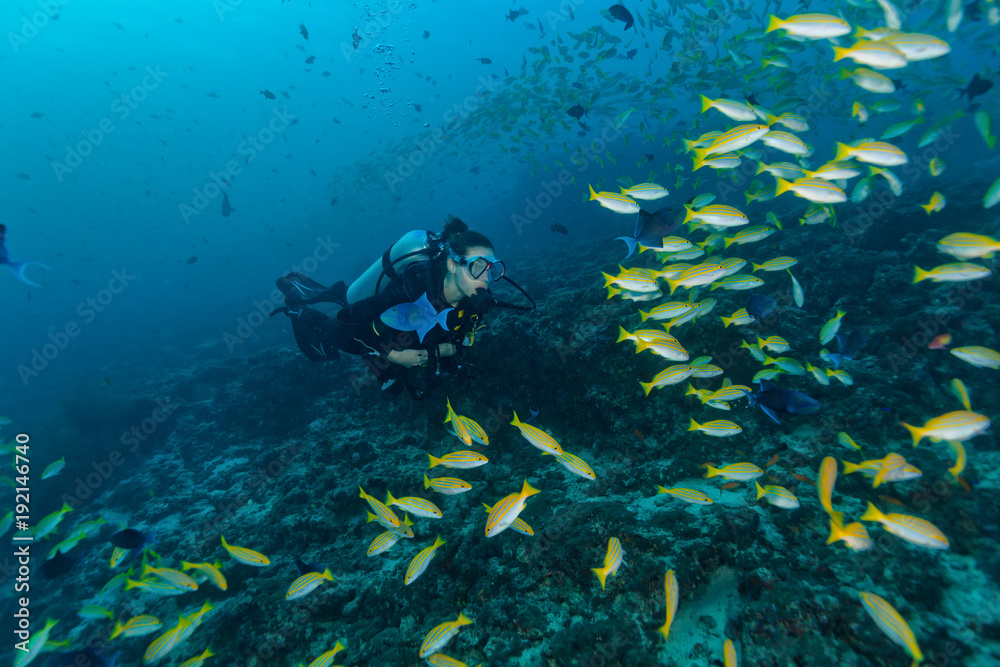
346 230 446 304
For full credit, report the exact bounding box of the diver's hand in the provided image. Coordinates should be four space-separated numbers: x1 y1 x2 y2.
469 288 497 313
438 343 457 357
388 349 429 367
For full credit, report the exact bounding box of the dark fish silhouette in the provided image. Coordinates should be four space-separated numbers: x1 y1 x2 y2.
625 48 637 59
746 293 775 321
477 57 492 64
567 104 587 119
506 9 521 21
745 92 759 106
305 55 315 64
40 550 81 579
186 256 197 264
644 153 654 162
222 193 233 217
352 29 361 49
751 380 821 424
609 4 635 30
260 89 276 100
966 1 983 21
423 30 430 39
959 73 993 102
299 23 309 40
828 327 869 368
295 558 324 576
551 223 569 235
110 528 153 550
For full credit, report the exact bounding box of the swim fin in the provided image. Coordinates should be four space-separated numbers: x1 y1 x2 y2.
276 272 348 306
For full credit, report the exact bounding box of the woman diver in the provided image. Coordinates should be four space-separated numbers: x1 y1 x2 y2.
271 216 532 399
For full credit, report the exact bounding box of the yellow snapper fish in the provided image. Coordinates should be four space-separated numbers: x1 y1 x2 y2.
948 441 967 480
589 184 640 214
936 232 1000 259
765 13 851 38
386 491 443 519
860 502 949 549
920 192 946 214
220 535 271 566
285 568 335 601
359 486 400 528
859 592 924 666
900 410 990 445
950 346 1000 369
591 536 625 590
817 456 841 523
481 503 533 536
929 157 945 176
178 648 215 667
724 639 739 666
485 479 540 537
688 418 742 437
111 615 163 639
703 462 764 481
835 141 907 165
658 570 679 640
664 264 729 295
755 482 800 509
840 67 895 93
832 40 908 69
657 486 713 505
819 309 846 345
404 535 447 585
700 95 757 121
912 262 991 283
690 125 770 159
950 378 972 411
424 474 472 495
827 517 872 551
443 398 472 445
510 412 564 454
420 612 474 658
367 530 402 557
544 450 597 480
427 451 489 469
621 182 669 200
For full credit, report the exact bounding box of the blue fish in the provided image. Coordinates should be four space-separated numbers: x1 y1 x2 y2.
380 292 452 343
750 379 821 424
0 224 50 287
746 293 775 321
615 208 681 259
295 558 325 576
526 404 540 424
828 327 869 369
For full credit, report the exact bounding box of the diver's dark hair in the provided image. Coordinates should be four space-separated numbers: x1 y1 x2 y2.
442 215 493 255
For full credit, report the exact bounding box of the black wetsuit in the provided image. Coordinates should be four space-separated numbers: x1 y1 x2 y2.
288 260 486 389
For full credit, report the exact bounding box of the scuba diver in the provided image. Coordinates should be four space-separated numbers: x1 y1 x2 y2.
270 216 534 399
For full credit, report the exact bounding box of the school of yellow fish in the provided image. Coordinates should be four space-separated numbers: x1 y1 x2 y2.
6 2 1000 666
